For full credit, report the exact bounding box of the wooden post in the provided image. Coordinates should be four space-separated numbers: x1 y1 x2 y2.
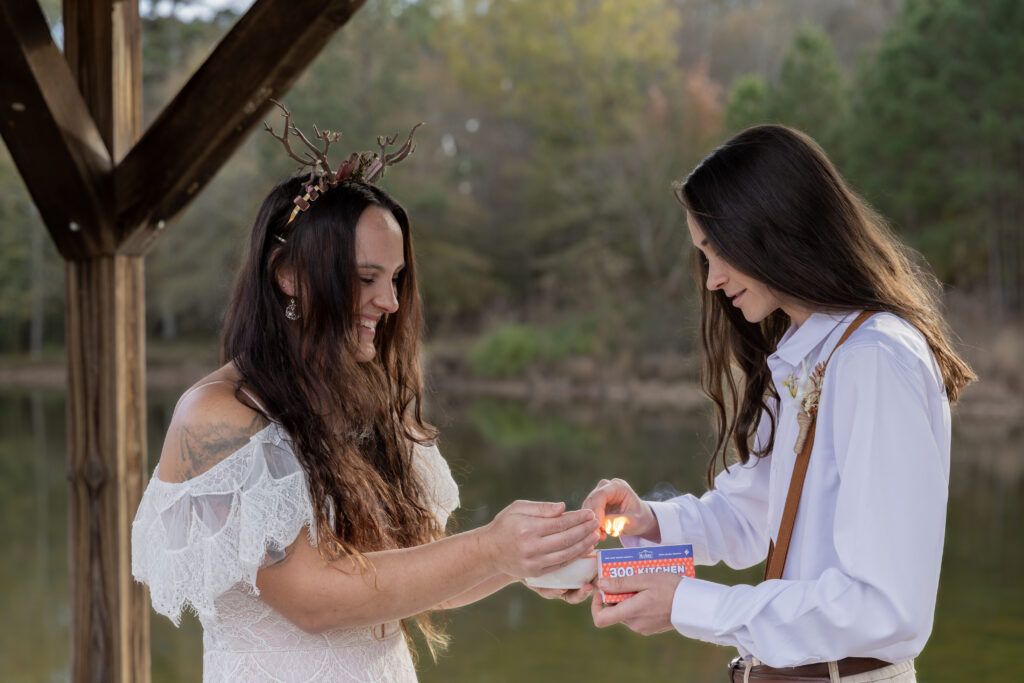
64 0 142 164
66 256 148 683
63 2 147 681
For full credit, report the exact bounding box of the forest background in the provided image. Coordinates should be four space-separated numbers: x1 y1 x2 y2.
1 0 1021 416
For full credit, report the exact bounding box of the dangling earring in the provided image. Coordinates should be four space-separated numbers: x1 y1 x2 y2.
285 297 300 321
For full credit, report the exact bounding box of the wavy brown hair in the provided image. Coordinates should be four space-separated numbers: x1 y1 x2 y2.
221 176 447 656
675 125 975 489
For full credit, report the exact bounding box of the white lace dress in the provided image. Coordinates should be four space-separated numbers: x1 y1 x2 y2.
131 422 460 682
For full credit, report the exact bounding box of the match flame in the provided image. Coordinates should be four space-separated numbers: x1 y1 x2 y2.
603 516 628 537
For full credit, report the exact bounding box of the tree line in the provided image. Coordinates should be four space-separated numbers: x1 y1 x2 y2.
1 0 1020 361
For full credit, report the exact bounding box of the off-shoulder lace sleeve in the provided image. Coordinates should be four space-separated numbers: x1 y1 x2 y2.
131 424 314 626
413 442 460 529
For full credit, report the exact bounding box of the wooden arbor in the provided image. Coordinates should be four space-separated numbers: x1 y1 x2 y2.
0 0 366 680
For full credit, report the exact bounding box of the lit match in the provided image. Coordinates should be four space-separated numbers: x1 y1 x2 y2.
602 516 628 537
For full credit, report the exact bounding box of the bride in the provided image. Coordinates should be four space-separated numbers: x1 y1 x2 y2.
131 110 599 682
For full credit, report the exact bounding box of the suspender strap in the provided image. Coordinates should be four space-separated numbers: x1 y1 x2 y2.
763 310 875 581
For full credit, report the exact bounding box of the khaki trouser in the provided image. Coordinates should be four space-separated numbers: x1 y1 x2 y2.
839 660 916 682
731 658 916 683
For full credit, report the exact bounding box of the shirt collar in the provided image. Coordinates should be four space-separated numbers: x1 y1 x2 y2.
770 310 860 371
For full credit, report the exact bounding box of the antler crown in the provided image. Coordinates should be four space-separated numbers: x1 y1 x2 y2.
263 99 423 234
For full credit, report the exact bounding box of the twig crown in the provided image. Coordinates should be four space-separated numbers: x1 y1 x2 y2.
263 99 423 232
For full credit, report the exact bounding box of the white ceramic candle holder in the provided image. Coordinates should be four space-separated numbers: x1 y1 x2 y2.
523 554 598 590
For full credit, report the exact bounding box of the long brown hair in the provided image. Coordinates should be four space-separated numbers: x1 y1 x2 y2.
222 176 447 654
675 125 975 488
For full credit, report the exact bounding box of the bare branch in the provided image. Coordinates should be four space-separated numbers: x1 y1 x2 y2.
264 100 322 177
366 123 424 182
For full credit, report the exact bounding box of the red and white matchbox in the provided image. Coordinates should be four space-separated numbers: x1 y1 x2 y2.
598 544 695 604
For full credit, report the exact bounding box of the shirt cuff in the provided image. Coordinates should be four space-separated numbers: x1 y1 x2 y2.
650 500 686 544
670 575 728 642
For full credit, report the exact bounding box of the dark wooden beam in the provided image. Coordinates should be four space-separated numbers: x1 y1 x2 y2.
115 0 368 255
0 0 114 260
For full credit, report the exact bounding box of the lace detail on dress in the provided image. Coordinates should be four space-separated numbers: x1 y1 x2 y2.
132 423 313 626
131 423 460 682
412 442 460 530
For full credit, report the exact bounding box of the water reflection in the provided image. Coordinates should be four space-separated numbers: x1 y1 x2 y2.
0 390 1020 681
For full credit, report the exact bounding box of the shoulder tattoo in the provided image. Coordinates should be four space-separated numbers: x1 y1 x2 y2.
175 412 269 480
262 542 294 569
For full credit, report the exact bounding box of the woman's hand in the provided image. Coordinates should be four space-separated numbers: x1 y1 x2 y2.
481 501 600 578
524 582 594 605
590 572 681 635
582 478 659 542
258 502 597 634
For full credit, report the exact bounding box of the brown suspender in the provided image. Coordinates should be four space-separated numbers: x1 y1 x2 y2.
763 310 875 581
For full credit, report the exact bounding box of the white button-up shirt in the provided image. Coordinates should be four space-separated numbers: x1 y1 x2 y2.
625 310 951 666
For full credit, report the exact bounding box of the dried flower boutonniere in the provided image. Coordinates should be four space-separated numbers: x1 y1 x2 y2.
782 358 827 454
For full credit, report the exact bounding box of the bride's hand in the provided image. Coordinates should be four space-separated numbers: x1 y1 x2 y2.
582 478 659 542
481 501 600 578
524 581 594 605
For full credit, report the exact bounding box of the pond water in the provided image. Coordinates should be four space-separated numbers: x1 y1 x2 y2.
0 388 1020 682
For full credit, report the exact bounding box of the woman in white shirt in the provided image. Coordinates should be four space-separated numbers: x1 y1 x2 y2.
581 125 974 682
132 112 600 682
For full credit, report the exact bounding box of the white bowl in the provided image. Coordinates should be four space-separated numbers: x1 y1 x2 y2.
524 555 598 590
